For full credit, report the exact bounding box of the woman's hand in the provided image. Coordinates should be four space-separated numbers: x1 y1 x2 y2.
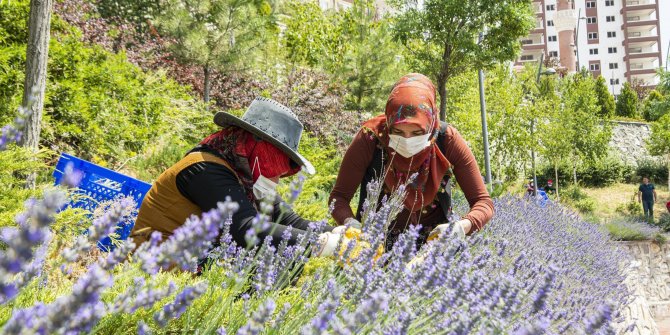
427 219 472 241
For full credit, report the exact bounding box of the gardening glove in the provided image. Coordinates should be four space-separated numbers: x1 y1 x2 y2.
343 217 362 229
427 219 471 242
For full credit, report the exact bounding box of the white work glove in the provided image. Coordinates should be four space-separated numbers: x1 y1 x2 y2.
427 219 471 241
343 217 362 229
313 232 342 257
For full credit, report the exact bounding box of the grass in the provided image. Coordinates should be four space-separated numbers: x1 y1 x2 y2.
582 182 670 223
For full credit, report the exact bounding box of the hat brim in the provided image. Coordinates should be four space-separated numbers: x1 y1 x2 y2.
214 112 316 175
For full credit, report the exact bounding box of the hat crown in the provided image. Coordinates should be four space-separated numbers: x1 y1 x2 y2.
241 97 303 151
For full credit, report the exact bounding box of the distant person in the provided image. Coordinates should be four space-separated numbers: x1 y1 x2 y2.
638 177 657 221
526 180 535 198
544 179 556 195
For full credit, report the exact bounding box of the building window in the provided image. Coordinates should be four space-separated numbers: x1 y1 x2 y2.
589 48 599 55
588 32 598 40
606 16 616 22
605 0 614 6
609 63 618 69
590 64 600 71
547 20 554 26
608 47 618 53
548 36 557 42
549 51 558 57
521 39 533 45
610 78 620 85
607 31 617 38
546 4 555 10
587 17 597 24
586 1 596 8
520 55 534 61
629 31 641 38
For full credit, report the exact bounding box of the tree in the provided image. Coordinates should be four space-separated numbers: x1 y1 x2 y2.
283 1 343 68
155 0 274 104
642 70 670 122
616 82 639 118
339 0 402 113
20 0 54 188
647 113 670 191
560 72 612 184
594 76 615 119
390 0 534 121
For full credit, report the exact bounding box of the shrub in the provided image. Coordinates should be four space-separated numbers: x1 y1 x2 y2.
615 195 643 218
606 217 662 241
0 0 213 167
632 158 668 185
655 212 670 232
538 153 632 188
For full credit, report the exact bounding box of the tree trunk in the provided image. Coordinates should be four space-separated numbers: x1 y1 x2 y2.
20 0 54 189
572 162 577 185
438 77 447 122
667 154 670 192
203 64 211 107
554 163 560 201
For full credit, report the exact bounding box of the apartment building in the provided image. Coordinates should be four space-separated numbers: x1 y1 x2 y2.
516 0 670 95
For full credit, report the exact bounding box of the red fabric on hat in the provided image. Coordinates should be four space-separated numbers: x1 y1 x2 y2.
244 134 300 182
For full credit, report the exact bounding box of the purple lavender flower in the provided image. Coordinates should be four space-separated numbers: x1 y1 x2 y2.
0 190 66 303
4 264 113 334
236 299 276 335
0 101 32 151
137 321 151 335
153 281 208 327
138 200 238 273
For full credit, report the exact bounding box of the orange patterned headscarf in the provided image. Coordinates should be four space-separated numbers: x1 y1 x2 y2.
362 73 450 213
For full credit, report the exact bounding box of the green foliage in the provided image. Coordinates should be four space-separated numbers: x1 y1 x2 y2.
605 219 650 241
390 0 535 119
633 158 668 185
642 90 667 122
0 1 213 166
648 113 670 157
561 185 595 213
0 146 51 228
339 0 403 113
656 212 670 232
616 82 639 118
594 76 615 118
282 1 343 68
155 0 274 74
647 113 670 187
557 72 612 182
615 197 642 218
278 134 342 222
95 0 161 35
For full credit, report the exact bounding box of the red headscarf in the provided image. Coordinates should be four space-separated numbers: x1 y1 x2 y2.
199 127 300 199
362 73 450 212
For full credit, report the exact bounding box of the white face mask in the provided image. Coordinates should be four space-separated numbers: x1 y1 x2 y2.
253 175 278 200
252 156 278 200
388 133 431 158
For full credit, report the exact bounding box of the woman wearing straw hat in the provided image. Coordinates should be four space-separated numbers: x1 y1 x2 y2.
329 74 494 249
130 97 354 258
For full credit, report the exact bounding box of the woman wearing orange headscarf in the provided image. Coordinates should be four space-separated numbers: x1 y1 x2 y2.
329 74 494 248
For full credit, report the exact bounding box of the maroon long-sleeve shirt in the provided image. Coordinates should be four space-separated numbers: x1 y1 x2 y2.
329 125 494 233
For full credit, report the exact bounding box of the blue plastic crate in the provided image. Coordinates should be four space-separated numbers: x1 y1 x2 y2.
53 153 151 251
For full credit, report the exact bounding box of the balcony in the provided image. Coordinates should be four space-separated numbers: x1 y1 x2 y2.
623 0 656 11
521 36 545 50
533 3 543 14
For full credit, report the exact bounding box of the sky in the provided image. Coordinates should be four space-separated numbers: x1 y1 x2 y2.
660 0 670 69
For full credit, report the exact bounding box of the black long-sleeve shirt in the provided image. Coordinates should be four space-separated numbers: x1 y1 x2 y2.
175 160 331 248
